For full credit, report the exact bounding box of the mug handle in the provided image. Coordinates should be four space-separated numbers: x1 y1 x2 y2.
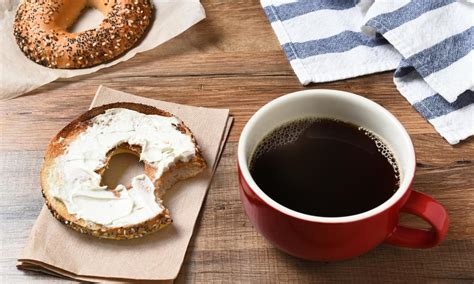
385 191 449 248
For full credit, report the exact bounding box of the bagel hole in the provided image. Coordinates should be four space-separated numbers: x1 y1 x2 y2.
68 7 104 33
101 153 144 189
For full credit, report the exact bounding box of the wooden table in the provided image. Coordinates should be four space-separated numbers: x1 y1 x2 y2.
1 0 473 282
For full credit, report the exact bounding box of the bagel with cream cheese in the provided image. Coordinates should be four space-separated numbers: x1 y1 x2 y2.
14 0 153 69
41 103 206 239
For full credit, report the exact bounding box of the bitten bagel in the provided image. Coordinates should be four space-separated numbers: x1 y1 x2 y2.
41 103 206 239
14 0 153 69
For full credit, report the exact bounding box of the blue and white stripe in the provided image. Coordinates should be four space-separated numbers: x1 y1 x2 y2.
261 0 474 144
262 0 402 83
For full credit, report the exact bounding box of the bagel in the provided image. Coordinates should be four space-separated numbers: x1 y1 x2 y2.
41 103 206 239
14 0 153 69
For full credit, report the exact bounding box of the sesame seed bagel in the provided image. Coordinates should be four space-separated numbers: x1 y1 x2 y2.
14 0 153 69
41 103 206 240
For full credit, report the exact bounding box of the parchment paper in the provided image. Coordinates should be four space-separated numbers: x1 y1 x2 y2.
17 86 233 281
0 0 206 100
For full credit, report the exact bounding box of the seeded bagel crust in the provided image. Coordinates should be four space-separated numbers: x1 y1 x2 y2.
40 102 207 240
14 0 153 69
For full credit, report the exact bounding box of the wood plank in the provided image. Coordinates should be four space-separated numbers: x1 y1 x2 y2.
3 72 471 151
1 143 473 282
177 241 474 283
0 145 472 243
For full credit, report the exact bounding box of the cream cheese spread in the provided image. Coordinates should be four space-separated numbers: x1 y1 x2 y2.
48 108 196 227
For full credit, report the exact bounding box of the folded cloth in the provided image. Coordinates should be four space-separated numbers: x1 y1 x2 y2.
17 86 233 282
262 0 474 144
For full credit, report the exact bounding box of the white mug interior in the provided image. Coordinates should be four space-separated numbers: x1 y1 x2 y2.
238 89 416 223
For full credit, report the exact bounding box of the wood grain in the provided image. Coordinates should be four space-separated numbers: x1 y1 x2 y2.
1 0 473 282
1 145 473 282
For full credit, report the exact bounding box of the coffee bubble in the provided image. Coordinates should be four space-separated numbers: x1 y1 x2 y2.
250 118 318 168
360 126 400 184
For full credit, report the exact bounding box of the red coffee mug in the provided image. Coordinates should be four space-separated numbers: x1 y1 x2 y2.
238 90 449 261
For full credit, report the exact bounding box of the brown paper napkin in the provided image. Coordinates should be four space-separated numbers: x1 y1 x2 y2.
17 86 233 282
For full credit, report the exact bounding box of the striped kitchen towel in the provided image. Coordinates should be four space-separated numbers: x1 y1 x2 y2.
262 0 474 144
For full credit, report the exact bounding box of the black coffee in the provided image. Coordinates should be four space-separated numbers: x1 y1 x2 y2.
249 118 400 217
